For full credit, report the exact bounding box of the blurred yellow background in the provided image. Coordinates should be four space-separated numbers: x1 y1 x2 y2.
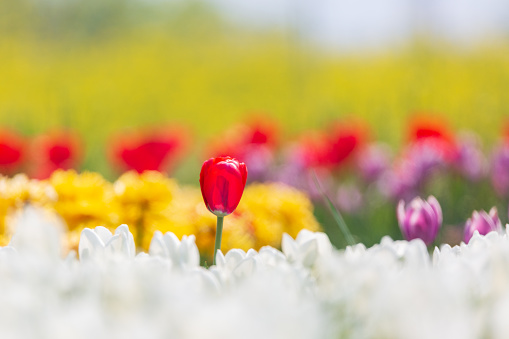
1 0 508 183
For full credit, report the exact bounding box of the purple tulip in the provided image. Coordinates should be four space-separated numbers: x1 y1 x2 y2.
379 165 420 201
404 141 447 183
273 146 336 201
464 207 502 243
356 143 391 182
272 147 308 190
491 144 509 197
381 142 446 201
242 145 273 183
453 133 486 182
397 196 443 245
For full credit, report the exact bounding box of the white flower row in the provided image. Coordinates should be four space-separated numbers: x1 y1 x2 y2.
3 207 509 339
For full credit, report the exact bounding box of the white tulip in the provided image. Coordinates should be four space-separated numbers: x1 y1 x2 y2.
148 231 200 269
79 224 135 261
282 229 332 268
3 213 509 338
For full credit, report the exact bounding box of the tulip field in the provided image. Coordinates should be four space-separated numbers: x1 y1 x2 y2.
3 208 509 339
3 118 509 252
4 0 509 338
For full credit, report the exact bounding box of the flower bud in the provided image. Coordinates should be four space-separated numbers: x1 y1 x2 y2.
397 196 442 245
464 207 502 243
200 156 247 216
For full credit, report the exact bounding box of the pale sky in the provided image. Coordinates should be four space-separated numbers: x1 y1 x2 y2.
205 0 509 51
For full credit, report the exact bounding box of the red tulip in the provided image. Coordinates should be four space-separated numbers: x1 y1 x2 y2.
110 127 187 174
321 125 362 167
120 140 177 173
298 122 365 170
408 116 458 162
503 120 509 146
207 118 278 159
295 132 328 168
206 118 276 183
245 119 278 147
0 130 25 174
30 131 82 179
200 156 248 217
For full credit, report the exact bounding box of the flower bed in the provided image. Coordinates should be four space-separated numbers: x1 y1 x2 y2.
0 170 319 260
2 208 509 339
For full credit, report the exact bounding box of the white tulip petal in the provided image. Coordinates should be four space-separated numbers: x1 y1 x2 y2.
79 228 105 260
281 233 298 261
149 231 168 258
233 256 256 279
94 226 113 244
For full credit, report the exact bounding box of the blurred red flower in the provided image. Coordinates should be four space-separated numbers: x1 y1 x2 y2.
110 127 188 174
322 125 363 167
207 118 278 160
503 120 509 144
0 130 25 175
205 117 277 182
30 130 82 179
299 122 366 170
408 116 458 162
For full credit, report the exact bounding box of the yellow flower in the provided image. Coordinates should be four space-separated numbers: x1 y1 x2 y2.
0 170 321 258
237 183 321 249
114 171 178 249
0 174 57 245
50 170 117 232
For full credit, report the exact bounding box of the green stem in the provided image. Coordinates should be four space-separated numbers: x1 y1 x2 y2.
136 201 148 251
213 216 224 265
312 171 356 246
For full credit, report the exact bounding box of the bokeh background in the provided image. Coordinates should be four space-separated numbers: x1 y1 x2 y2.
2 0 509 178
2 0 509 254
